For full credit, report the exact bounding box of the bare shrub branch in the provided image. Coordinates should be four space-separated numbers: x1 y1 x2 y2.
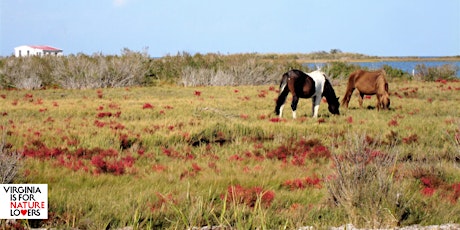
326 133 406 228
0 129 21 184
179 57 280 86
0 57 44 89
50 49 150 89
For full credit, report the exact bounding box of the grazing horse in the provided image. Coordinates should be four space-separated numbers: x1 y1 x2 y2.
275 69 340 118
341 69 390 110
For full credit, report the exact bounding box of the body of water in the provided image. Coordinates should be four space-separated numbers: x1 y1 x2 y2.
305 59 460 77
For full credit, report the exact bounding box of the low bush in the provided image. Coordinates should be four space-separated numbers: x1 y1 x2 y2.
0 129 21 184
3 51 457 88
414 64 459 81
383 64 411 80
326 133 403 228
322 61 361 80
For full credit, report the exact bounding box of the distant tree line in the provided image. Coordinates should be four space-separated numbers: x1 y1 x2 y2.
0 49 457 89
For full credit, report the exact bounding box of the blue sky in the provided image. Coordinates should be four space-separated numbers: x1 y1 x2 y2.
1 0 459 57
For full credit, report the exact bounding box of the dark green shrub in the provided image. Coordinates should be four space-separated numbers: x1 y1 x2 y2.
382 64 411 80
322 62 361 79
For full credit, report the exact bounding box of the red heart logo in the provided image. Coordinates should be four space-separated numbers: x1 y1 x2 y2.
21 210 27 215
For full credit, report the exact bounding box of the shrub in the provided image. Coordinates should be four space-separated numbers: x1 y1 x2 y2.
52 49 151 89
414 64 459 81
0 129 21 183
179 55 280 86
322 62 361 79
326 133 406 228
382 64 411 80
0 56 48 89
0 48 151 89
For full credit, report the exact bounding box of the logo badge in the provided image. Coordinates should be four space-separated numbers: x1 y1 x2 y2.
0 184 48 219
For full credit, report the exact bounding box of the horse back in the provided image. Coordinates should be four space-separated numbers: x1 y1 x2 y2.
352 69 387 94
286 70 316 98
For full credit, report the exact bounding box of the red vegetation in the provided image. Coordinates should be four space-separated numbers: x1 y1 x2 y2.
162 146 195 160
22 140 135 175
346 116 353 124
149 193 177 212
221 184 275 208
97 112 113 118
269 117 284 123
94 120 106 127
265 138 330 165
402 134 418 144
240 114 249 119
152 164 167 172
180 162 203 180
258 90 268 98
143 103 154 109
283 176 322 190
388 119 398 127
96 90 103 98
415 173 460 203
450 183 460 203
420 176 439 197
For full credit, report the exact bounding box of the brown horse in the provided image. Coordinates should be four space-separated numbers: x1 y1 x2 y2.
341 69 390 110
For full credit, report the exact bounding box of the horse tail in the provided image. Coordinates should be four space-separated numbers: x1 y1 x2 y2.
279 72 289 93
275 72 290 116
341 71 357 108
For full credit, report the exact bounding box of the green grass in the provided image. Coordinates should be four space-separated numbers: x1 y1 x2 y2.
1 79 460 229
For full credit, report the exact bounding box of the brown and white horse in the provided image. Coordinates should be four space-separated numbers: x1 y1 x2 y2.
341 69 390 110
275 69 340 118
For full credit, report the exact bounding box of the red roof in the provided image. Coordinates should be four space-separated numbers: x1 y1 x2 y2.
28 45 62 51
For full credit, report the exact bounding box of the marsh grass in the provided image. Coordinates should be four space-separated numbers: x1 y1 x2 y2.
1 79 460 229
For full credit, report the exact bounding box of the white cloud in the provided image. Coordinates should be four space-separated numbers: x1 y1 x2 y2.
113 0 128 7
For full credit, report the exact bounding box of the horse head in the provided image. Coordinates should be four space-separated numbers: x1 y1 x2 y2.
328 97 340 115
323 78 340 115
379 94 390 110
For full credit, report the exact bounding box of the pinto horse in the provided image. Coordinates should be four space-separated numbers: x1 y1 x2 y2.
275 69 340 118
341 69 390 110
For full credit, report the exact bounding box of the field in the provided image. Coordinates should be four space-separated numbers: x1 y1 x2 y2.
1 78 460 229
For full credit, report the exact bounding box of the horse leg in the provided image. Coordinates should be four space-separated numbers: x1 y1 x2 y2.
291 95 299 119
376 94 382 111
279 104 285 117
312 96 321 118
275 87 290 118
358 92 365 108
342 87 355 109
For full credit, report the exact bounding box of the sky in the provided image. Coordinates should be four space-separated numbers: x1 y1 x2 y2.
1 0 459 57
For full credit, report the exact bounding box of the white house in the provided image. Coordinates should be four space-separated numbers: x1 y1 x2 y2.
14 45 63 57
